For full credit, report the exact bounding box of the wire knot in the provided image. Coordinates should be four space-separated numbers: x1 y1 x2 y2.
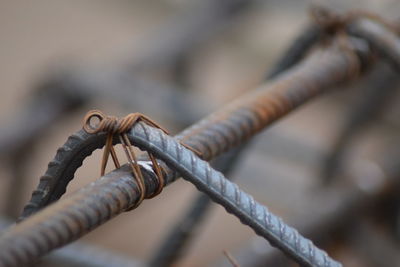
83 110 169 209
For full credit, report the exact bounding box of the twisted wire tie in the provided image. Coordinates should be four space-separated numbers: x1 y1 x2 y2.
82 110 169 209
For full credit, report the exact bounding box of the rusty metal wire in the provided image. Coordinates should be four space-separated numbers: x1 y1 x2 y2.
1 122 341 267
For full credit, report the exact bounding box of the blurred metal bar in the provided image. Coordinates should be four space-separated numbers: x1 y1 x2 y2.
349 18 400 71
0 0 253 217
215 147 400 266
1 89 86 218
22 34 368 219
348 222 400 267
266 24 322 80
2 121 342 267
42 243 142 267
129 0 253 70
0 38 371 266
148 193 213 266
321 63 399 183
0 216 142 267
149 22 324 266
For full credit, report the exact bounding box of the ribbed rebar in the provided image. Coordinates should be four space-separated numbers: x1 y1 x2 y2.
11 38 369 266
175 40 366 161
21 38 368 220
0 122 341 267
150 22 324 266
131 123 342 267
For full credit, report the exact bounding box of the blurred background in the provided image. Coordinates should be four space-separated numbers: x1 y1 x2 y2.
1 0 400 266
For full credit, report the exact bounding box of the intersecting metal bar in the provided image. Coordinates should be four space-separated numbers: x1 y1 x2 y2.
0 38 370 266
0 0 256 219
173 42 366 160
321 63 399 183
349 18 400 71
0 122 341 267
149 22 324 266
0 0 252 160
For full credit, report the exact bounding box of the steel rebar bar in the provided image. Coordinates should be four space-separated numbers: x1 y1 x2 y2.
321 63 399 183
149 22 324 266
349 18 400 71
11 37 371 267
21 38 368 220
1 122 341 267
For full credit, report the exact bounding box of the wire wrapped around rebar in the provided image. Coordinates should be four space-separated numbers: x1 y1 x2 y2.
0 122 341 267
82 110 168 208
13 36 369 267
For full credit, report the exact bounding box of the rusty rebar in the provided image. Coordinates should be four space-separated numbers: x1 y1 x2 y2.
0 216 142 267
349 18 400 72
174 40 367 160
217 145 400 266
0 86 87 218
1 122 341 267
321 63 399 183
9 37 371 266
266 24 322 80
149 22 324 266
21 37 369 219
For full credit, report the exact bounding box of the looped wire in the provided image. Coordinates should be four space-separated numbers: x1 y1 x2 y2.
83 110 169 209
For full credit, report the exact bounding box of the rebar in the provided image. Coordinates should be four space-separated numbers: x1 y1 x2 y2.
0 122 341 267
150 22 324 266
321 63 399 183
266 24 322 80
10 36 371 266
0 86 86 218
216 139 400 266
349 18 400 72
20 38 368 220
148 193 213 266
0 216 142 267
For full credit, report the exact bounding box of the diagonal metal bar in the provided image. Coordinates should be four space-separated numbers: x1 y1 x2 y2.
321 63 399 183
348 18 400 72
0 216 142 267
0 122 341 267
8 38 370 266
149 22 324 266
20 37 368 220
216 145 400 266
0 0 253 218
